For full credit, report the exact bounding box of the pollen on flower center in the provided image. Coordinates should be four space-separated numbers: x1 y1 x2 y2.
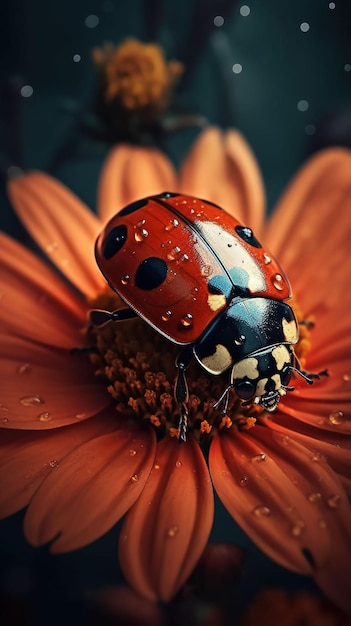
86 289 260 441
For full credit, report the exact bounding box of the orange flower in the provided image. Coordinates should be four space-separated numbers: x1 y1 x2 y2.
1 128 351 612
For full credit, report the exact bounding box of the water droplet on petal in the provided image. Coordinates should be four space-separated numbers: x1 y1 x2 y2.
154 464 160 470
291 521 305 537
253 505 271 517
75 413 87 419
49 460 59 468
239 476 248 487
20 395 44 406
129 449 137 456
17 363 30 375
328 410 345 425
308 492 322 503
167 525 179 537
130 473 139 483
175 460 182 468
327 494 341 509
180 313 193 327
272 273 284 291
252 452 266 462
343 373 351 382
38 412 52 422
2 417 9 424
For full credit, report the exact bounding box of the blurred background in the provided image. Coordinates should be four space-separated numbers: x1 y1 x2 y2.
1 1 351 624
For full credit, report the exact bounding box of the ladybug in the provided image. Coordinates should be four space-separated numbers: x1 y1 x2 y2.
92 192 325 441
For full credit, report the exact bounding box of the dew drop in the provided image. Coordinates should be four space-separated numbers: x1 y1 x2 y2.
0 404 9 411
175 460 182 468
253 505 271 517
38 412 52 422
234 334 246 346
252 452 266 462
134 229 148 242
308 492 322 503
201 265 212 277
161 310 172 322
167 246 182 261
129 449 137 456
17 363 30 375
130 473 139 483
239 476 248 487
181 254 189 262
311 452 323 462
121 275 130 285
180 313 193 327
343 373 351 382
49 459 59 468
165 219 179 231
328 410 345 425
2 417 9 424
167 525 179 537
263 253 271 264
75 412 87 419
272 273 284 291
327 494 341 509
291 521 305 537
154 464 160 470
20 395 44 407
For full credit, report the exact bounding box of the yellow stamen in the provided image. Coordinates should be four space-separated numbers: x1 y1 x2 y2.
200 420 212 434
219 416 233 430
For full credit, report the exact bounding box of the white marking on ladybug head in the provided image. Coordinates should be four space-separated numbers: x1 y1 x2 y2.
282 317 298 344
231 357 259 382
201 343 232 374
207 293 227 311
272 344 290 370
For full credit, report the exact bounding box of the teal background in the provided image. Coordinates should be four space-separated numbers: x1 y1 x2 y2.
1 1 350 624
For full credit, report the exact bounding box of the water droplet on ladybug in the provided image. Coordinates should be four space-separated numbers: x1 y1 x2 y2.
165 219 179 231
234 335 246 346
272 273 284 290
121 275 130 285
201 265 212 277
181 313 193 327
328 410 345 425
134 228 148 242
253 505 271 517
162 310 172 322
167 246 182 261
180 254 189 262
263 253 271 264
20 395 44 406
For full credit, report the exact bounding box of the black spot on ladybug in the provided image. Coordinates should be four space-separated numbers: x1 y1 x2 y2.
103 225 128 259
119 198 149 217
235 225 262 248
156 192 180 199
135 257 168 290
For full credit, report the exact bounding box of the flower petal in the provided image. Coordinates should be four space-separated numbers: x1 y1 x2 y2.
179 127 265 234
7 171 104 298
0 334 109 429
0 233 86 348
210 426 350 579
97 144 177 223
262 413 351 494
24 421 156 552
264 149 351 313
0 412 118 518
119 434 214 602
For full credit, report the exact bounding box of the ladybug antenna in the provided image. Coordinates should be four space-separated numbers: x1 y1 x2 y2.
89 307 138 327
290 366 328 385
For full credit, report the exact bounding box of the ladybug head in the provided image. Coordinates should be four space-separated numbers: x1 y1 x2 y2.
230 344 294 412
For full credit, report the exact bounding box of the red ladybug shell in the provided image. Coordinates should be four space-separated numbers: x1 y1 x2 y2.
95 193 291 345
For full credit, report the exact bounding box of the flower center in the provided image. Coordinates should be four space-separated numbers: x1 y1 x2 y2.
86 289 313 441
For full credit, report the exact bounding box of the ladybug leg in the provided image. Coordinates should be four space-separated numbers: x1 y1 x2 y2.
89 307 138 327
292 351 328 384
175 345 194 443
